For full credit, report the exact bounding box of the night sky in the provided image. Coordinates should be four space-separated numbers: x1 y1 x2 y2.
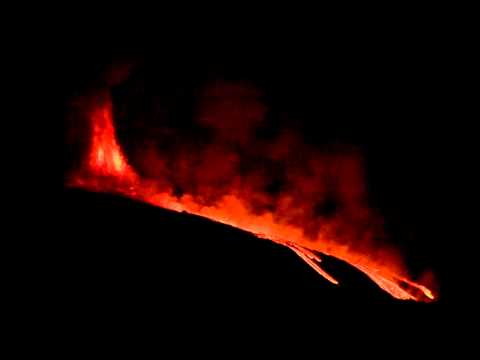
61 30 459 333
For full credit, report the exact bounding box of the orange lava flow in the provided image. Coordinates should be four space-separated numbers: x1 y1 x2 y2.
68 96 436 302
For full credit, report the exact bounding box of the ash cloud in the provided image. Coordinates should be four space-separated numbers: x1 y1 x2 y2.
111 76 385 246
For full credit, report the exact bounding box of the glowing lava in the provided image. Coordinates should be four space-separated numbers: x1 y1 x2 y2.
88 101 137 181
68 94 435 302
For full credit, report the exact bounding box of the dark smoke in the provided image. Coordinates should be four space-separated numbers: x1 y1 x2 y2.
109 74 387 253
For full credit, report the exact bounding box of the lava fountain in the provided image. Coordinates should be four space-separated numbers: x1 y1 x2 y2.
67 89 435 302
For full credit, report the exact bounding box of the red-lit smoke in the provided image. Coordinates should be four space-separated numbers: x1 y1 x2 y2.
67 82 435 302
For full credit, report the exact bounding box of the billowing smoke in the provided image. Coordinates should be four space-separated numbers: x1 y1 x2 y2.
125 80 385 251
65 65 436 302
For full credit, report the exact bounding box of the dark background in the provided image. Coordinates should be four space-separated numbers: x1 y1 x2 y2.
60 29 460 330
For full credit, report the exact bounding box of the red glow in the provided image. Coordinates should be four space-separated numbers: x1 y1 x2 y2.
88 102 136 181
68 93 436 302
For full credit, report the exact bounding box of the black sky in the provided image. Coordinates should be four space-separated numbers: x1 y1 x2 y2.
61 28 460 314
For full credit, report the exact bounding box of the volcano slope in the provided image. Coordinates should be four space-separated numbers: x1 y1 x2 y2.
63 189 434 315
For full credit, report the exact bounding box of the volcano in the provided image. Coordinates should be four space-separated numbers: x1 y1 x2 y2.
63 188 408 310
61 41 451 308
65 91 435 303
